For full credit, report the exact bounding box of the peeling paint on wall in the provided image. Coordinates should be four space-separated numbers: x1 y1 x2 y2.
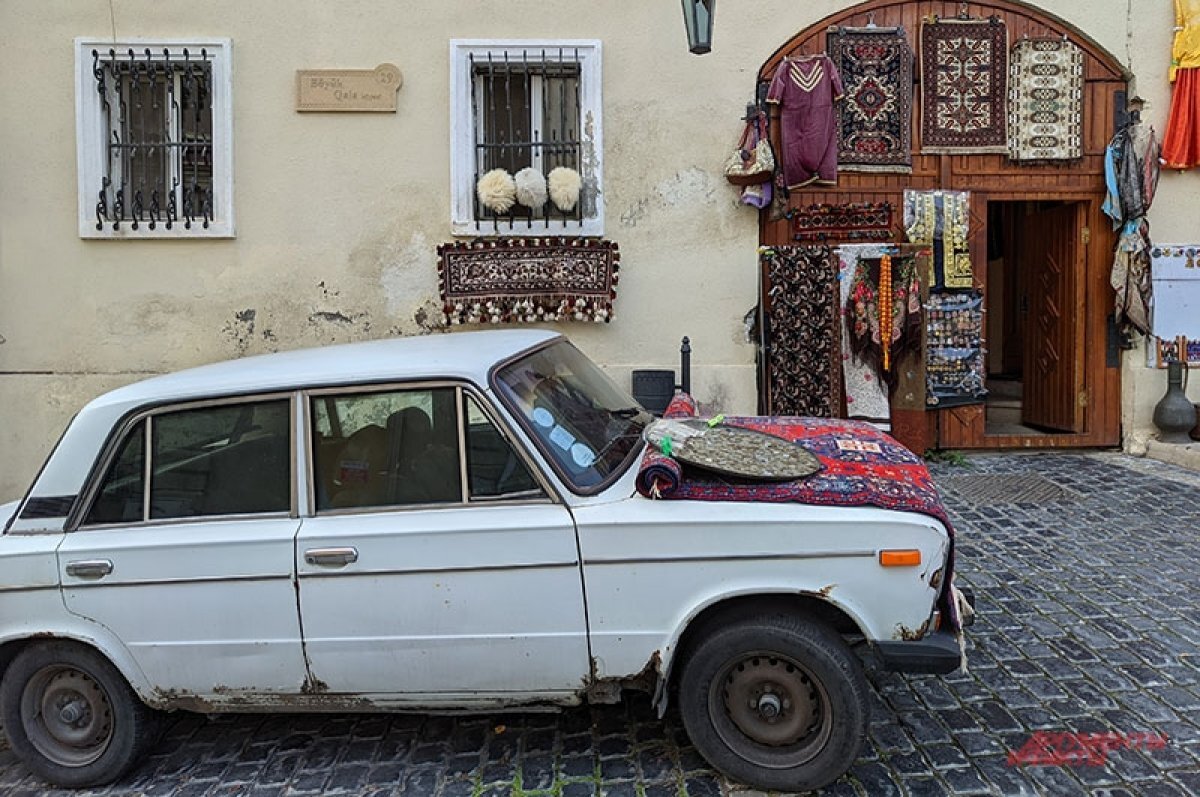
618 168 719 228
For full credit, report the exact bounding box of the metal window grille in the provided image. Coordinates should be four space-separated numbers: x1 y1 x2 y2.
470 49 582 231
91 48 214 232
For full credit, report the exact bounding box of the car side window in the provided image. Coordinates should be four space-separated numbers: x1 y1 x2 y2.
84 421 146 525
312 387 464 511
149 401 292 519
82 399 292 525
464 395 543 500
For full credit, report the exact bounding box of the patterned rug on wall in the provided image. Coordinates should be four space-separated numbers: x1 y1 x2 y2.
1007 38 1084 160
763 245 842 417
827 26 914 172
920 16 1009 153
438 238 618 324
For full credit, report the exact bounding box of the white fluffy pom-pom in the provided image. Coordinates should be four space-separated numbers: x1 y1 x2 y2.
476 168 517 214
514 167 548 209
548 167 582 212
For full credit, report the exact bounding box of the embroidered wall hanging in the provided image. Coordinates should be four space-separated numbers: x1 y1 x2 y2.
763 246 842 417
837 245 894 426
792 201 893 242
846 252 923 387
1007 38 1084 161
925 291 988 407
438 238 618 324
904 189 973 290
767 54 845 188
826 26 914 173
920 16 1009 153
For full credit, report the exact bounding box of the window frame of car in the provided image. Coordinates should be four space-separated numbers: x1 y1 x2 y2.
449 39 603 237
74 37 235 239
302 380 562 517
70 391 297 532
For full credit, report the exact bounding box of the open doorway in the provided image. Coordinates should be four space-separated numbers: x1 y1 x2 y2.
985 200 1087 436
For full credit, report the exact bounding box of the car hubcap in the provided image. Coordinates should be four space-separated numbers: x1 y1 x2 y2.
723 655 820 747
22 665 114 767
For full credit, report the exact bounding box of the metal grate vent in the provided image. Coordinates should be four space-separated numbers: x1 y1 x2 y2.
936 473 1078 505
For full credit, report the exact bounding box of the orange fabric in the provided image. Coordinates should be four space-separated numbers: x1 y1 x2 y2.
1163 68 1200 169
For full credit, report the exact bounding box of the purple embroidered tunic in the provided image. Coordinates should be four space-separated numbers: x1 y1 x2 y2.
767 55 844 188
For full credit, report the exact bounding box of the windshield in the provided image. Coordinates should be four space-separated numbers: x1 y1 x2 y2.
494 341 651 492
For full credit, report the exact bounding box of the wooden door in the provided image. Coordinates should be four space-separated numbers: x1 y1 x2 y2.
1021 202 1086 432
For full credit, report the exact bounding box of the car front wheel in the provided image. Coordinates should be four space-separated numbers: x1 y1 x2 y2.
0 641 161 787
678 614 868 792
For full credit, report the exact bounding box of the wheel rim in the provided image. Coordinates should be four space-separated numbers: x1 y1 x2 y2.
20 664 114 768
710 651 834 770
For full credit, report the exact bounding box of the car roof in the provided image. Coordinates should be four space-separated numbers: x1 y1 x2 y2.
88 329 561 410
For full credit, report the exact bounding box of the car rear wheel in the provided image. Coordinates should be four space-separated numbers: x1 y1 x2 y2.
0 641 161 787
678 614 868 792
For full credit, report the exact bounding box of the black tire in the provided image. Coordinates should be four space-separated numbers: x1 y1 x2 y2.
677 613 868 792
0 641 161 787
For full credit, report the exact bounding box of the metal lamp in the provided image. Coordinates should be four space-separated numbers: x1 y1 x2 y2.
681 0 715 55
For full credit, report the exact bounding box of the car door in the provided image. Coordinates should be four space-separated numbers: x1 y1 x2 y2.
296 384 589 697
58 395 309 696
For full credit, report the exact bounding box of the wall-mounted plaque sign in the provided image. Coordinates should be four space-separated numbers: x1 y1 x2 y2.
296 63 402 112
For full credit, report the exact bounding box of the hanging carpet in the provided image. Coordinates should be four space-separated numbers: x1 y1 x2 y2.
438 238 618 324
920 16 1009 153
791 201 893 243
1007 38 1084 161
763 246 842 417
826 26 914 173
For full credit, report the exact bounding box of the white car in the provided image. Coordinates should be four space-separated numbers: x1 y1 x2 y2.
0 329 966 791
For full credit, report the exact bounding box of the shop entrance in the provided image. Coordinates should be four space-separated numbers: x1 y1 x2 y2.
985 201 1087 436
756 0 1127 452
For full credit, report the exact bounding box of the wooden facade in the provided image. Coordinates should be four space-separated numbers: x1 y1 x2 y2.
757 0 1129 451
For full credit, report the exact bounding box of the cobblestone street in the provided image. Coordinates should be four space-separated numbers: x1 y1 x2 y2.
2 451 1199 796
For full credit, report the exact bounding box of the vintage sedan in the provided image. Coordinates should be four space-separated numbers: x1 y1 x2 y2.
0 329 966 791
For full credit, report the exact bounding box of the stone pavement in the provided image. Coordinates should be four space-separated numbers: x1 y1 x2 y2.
2 451 1200 796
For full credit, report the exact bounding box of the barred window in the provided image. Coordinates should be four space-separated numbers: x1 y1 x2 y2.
75 39 233 238
451 41 603 236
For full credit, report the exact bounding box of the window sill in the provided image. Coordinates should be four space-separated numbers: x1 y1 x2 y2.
79 220 236 240
451 217 602 238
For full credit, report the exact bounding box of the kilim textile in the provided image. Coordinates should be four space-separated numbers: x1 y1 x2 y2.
846 253 923 386
792 202 893 243
1164 68 1200 169
904 189 973 290
925 291 987 408
827 26 914 173
920 17 1009 153
837 245 893 425
633 403 961 631
1007 39 1083 161
438 238 618 324
763 246 842 417
767 55 844 188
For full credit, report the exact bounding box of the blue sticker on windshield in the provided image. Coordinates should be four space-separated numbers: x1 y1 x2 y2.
549 425 576 451
532 407 555 427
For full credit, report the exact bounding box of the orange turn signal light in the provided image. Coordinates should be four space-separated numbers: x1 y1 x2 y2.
879 549 922 567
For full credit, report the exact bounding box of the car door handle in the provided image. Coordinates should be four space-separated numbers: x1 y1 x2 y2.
65 559 114 579
304 547 359 567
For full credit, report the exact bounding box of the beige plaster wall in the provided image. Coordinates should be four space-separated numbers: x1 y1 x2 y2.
0 0 1191 500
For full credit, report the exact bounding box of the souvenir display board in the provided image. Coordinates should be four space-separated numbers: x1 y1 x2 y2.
925 291 988 407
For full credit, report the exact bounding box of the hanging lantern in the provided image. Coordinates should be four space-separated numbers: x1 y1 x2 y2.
681 0 715 55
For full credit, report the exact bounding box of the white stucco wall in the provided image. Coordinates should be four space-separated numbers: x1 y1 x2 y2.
0 0 1195 500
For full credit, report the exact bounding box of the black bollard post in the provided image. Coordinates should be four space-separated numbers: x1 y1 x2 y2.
680 336 691 395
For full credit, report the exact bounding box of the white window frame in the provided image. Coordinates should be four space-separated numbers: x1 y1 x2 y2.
75 37 234 239
450 39 603 237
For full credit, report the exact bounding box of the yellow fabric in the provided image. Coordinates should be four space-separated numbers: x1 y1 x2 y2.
1172 0 1200 81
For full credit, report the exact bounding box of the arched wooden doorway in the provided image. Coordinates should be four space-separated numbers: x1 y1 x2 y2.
758 0 1129 451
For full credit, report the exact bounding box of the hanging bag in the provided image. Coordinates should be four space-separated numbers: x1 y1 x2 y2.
724 112 775 186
